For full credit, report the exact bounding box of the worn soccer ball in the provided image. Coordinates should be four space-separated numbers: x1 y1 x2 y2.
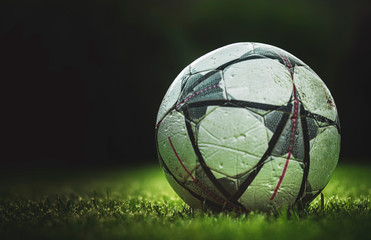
155 42 340 212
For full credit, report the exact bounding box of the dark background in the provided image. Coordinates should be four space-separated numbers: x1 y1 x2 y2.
1 0 370 167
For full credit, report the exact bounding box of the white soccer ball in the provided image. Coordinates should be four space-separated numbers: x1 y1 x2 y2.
155 42 340 212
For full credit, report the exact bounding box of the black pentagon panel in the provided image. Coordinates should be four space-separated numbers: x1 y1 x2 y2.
305 117 319 140
305 112 340 133
292 118 305 160
218 177 238 196
264 111 286 133
179 72 205 100
188 71 224 103
177 70 226 108
162 164 227 212
210 170 239 197
253 45 286 65
263 102 294 134
271 117 304 160
187 106 208 122
252 43 306 68
184 166 228 203
239 51 261 59
216 54 266 71
271 117 291 157
268 102 305 160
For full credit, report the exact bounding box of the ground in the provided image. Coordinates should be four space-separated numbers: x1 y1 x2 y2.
0 162 370 240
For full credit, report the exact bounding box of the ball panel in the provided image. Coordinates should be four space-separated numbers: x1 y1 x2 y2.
157 110 198 183
163 171 203 209
210 170 238 196
264 110 287 135
224 59 293 106
305 116 319 141
308 125 340 191
167 167 235 211
177 70 226 108
239 156 304 210
183 166 230 205
156 66 190 124
263 105 291 143
270 109 306 161
252 42 306 67
198 107 268 177
186 105 219 123
190 42 254 73
294 66 338 123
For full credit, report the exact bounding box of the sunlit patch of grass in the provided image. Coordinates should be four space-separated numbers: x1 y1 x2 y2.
0 163 370 239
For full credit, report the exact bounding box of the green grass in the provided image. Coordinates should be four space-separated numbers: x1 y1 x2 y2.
0 163 370 240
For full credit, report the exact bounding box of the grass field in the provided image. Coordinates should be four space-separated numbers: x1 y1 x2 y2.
0 162 370 240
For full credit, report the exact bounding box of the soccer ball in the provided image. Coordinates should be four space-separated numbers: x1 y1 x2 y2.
155 42 340 212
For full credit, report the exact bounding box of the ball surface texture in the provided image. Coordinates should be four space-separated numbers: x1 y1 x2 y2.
155 42 340 212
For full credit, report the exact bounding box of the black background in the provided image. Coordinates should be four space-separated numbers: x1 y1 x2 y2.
1 0 370 167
